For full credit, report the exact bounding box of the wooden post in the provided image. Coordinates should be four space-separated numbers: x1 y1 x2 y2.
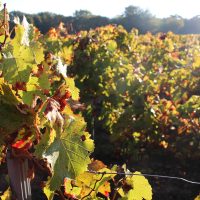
6 148 32 200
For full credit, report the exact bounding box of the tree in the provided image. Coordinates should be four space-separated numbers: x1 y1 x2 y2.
160 15 184 33
182 16 200 34
124 6 142 17
74 9 93 18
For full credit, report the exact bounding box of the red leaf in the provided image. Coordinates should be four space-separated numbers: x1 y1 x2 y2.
12 139 32 150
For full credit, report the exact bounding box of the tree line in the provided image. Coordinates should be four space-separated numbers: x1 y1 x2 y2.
10 5 200 34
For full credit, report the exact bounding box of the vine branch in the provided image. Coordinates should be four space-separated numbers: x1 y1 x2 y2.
81 172 105 200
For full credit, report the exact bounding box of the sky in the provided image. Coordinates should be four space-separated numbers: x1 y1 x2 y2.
2 0 200 19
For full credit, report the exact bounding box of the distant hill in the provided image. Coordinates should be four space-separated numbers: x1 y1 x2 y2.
9 7 200 34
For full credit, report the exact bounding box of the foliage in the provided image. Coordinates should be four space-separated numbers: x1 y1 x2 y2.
74 10 93 18
0 4 94 198
63 160 152 200
45 24 200 161
0 3 153 199
40 22 200 199
1 1 200 199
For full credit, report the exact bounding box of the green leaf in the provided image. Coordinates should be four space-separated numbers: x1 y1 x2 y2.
125 172 152 200
12 25 25 47
0 81 21 105
0 82 36 143
37 114 94 190
107 40 117 52
0 21 44 84
39 73 51 90
35 126 56 157
31 42 44 64
64 77 79 101
19 76 47 106
20 90 45 106
43 184 54 200
0 56 32 83
26 77 39 91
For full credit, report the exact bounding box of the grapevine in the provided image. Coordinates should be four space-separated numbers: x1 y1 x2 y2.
0 3 153 200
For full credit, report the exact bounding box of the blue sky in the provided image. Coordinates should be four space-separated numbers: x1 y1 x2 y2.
2 0 200 19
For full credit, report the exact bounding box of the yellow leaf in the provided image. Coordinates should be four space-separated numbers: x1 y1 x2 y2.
98 181 111 197
194 194 200 200
63 77 79 100
44 187 54 200
77 172 95 187
0 188 12 200
126 172 152 200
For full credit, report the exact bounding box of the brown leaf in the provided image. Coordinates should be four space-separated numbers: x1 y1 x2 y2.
44 98 64 129
88 159 107 171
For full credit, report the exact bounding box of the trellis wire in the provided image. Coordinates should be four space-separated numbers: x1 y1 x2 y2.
87 170 200 185
90 106 200 186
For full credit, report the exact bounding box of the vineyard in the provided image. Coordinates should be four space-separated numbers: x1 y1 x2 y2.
0 2 200 200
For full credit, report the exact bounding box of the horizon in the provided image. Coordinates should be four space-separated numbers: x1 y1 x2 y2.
2 0 200 19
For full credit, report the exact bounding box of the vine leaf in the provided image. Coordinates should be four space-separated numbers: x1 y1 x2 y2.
120 172 152 200
88 159 107 171
19 76 47 106
44 98 64 130
64 178 81 198
34 126 56 157
35 106 94 190
0 188 12 200
64 161 114 199
46 123 93 190
64 77 80 101
0 18 44 84
0 83 35 143
0 55 32 84
107 40 117 52
43 185 54 200
38 73 51 90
